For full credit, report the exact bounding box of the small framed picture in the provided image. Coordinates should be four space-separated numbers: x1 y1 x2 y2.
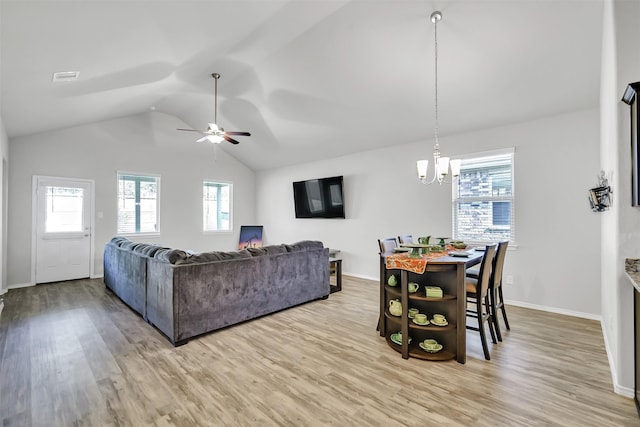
238 225 263 249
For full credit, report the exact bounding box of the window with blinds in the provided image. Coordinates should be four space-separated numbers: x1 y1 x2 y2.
452 149 514 244
117 173 159 234
203 181 232 232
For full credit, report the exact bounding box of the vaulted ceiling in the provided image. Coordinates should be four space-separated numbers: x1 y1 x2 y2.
0 1 603 170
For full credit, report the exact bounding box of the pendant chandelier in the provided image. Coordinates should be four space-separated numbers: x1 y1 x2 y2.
417 11 460 185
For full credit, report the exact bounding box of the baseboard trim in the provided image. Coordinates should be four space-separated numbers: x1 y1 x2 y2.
503 299 601 321
344 272 378 282
600 319 634 398
8 282 35 290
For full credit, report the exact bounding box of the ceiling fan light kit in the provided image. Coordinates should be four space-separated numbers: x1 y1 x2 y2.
177 72 251 145
417 11 460 186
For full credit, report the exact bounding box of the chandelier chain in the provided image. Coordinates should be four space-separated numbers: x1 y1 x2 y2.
417 11 458 186
433 13 439 148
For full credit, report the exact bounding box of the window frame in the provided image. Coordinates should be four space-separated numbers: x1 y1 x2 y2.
116 171 161 236
203 179 233 233
451 148 515 246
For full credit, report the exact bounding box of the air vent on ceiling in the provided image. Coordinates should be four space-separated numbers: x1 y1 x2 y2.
52 71 80 82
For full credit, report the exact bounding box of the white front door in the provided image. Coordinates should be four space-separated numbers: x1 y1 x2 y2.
34 176 93 284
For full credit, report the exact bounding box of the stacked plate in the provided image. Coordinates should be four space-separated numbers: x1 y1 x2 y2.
425 286 443 298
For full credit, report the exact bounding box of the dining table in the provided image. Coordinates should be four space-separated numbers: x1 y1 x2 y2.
380 245 484 363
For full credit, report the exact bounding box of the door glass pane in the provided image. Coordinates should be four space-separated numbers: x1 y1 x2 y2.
46 186 84 232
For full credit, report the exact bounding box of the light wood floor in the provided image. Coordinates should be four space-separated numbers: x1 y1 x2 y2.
0 276 637 426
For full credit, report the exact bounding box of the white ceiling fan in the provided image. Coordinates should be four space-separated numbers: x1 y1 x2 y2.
177 73 251 145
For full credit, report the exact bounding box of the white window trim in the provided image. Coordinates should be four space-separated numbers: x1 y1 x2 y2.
452 147 516 248
116 170 161 237
203 179 233 233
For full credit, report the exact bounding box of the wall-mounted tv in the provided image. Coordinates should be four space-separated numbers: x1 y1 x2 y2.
293 176 345 219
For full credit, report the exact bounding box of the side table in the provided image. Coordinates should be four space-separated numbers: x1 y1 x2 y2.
329 257 342 293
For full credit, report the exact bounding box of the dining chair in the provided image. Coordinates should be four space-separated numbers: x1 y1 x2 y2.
466 241 510 341
465 244 497 360
489 241 510 341
377 237 398 333
378 237 398 255
398 234 413 244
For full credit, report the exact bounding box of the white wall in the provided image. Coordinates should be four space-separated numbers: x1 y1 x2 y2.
257 108 602 318
600 0 640 397
7 111 256 287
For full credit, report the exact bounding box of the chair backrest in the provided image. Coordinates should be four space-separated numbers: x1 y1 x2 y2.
398 234 413 244
491 241 509 290
476 244 497 298
378 237 398 255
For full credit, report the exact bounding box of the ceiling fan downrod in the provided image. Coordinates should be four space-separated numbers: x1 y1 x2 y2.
212 73 220 125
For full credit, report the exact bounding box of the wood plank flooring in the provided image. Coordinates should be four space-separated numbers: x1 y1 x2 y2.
0 276 638 426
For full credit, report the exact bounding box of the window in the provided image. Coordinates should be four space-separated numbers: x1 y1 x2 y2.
117 173 159 234
203 181 232 231
452 149 514 244
45 186 84 232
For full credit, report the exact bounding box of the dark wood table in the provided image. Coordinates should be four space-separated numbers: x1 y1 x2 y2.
380 249 484 363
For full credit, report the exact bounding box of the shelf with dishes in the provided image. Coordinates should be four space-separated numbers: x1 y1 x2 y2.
385 332 455 361
385 308 455 331
385 284 455 302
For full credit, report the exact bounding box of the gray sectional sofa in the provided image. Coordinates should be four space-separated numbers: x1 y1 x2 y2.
103 237 330 346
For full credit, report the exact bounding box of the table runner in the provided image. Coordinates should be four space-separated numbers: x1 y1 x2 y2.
385 248 451 274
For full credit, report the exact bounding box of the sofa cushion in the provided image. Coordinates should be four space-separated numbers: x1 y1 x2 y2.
132 243 164 257
120 241 140 251
285 240 324 252
176 249 253 265
247 244 287 257
154 248 189 264
110 236 130 246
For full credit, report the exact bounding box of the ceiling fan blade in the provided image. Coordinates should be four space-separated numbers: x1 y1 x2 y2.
196 135 210 143
223 135 240 145
177 128 205 133
225 131 251 136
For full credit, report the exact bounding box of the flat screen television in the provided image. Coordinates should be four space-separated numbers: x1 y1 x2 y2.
293 176 345 219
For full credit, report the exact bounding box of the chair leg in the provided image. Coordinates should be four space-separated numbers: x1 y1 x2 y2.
485 295 497 345
491 288 503 342
498 287 510 330
477 300 491 360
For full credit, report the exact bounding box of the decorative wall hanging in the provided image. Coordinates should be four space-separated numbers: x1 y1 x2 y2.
589 171 612 212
